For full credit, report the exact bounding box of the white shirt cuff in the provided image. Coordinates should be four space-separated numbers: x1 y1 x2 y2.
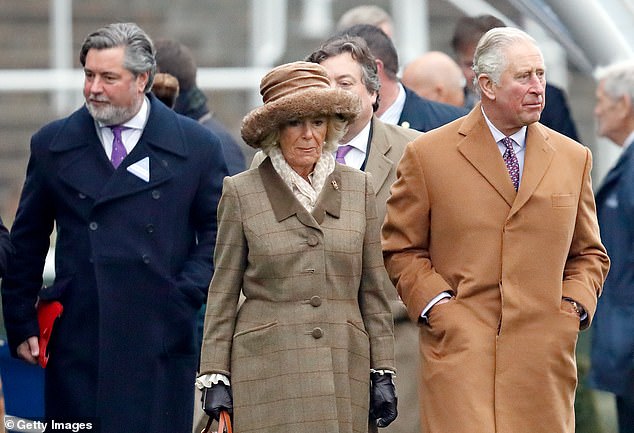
421 292 453 319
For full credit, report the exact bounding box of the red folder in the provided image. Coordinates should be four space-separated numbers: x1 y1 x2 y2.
36 300 63 368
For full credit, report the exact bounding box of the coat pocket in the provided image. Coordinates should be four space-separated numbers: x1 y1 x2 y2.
551 193 576 207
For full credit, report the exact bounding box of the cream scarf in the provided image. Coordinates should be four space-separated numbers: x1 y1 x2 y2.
269 146 335 211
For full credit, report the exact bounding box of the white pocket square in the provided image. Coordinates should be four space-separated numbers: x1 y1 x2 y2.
127 157 150 182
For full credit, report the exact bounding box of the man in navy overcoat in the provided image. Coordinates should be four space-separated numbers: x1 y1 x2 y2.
1 23 227 433
589 60 634 433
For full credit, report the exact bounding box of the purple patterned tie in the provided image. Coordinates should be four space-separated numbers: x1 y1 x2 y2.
501 137 520 191
110 125 128 168
335 145 354 165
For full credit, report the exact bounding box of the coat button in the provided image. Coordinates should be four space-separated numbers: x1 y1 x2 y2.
89 222 98 231
311 327 323 339
145 224 155 234
310 296 322 307
307 236 318 246
142 254 151 264
151 190 161 199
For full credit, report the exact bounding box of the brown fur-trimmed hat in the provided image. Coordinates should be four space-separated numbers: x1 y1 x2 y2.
241 61 361 148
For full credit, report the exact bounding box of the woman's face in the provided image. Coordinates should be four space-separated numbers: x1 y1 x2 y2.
279 116 328 179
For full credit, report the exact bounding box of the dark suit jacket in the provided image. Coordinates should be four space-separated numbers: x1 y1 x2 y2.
200 113 247 175
398 85 468 132
0 217 13 277
541 83 579 142
589 139 634 396
1 94 228 433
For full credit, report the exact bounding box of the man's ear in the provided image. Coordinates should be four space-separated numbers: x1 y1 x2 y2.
375 59 385 76
478 74 495 101
137 71 150 94
618 93 632 118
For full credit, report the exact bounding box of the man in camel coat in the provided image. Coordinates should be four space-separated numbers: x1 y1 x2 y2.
382 27 609 433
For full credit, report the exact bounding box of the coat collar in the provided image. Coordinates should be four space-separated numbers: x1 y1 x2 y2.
596 140 634 200
50 94 188 157
457 103 554 211
54 95 185 203
258 157 341 230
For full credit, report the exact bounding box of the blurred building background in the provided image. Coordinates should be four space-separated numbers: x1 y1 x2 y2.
0 1 631 429
0 0 632 225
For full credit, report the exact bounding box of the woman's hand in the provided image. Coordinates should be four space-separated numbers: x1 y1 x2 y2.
369 371 398 427
202 382 233 421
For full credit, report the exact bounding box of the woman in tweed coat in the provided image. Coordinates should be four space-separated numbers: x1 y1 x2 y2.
197 61 396 433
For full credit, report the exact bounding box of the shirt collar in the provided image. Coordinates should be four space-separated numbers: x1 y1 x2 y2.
623 130 634 150
344 119 372 153
378 82 407 125
481 106 527 148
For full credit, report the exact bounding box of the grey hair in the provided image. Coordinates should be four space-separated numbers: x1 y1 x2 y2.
79 22 156 92
595 60 634 102
472 27 540 94
306 35 381 112
260 116 349 156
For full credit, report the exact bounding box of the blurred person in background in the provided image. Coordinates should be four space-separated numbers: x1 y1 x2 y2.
334 23 467 132
151 72 179 108
198 61 397 433
155 38 247 173
382 27 609 433
337 4 394 39
589 59 634 433
402 51 466 107
450 14 580 141
0 22 227 433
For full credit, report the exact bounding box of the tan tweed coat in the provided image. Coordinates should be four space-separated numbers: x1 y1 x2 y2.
382 104 609 433
200 158 395 433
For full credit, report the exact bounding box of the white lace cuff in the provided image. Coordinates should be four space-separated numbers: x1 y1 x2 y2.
195 373 231 389
371 369 396 376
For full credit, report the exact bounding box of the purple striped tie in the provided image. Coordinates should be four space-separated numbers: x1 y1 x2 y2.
335 145 354 165
501 137 520 191
110 125 128 168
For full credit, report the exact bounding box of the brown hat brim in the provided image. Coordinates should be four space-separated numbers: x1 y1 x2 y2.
240 87 361 148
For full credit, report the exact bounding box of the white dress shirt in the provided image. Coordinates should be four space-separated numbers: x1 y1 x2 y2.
97 97 149 160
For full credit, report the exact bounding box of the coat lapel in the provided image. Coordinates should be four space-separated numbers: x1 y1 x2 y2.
258 157 342 230
54 96 182 205
259 158 320 230
457 106 517 207
54 107 114 200
509 124 554 217
94 146 174 205
596 144 633 203
364 118 393 194
312 169 341 225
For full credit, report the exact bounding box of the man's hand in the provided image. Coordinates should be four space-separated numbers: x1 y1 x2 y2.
17 336 39 365
561 298 582 318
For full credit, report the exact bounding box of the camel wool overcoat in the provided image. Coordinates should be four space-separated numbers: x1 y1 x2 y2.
200 158 395 433
382 104 609 433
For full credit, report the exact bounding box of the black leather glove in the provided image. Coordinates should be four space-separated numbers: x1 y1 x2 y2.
202 382 233 421
369 371 398 428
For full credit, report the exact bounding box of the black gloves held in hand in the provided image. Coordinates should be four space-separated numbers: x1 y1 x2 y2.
369 371 398 428
202 382 233 421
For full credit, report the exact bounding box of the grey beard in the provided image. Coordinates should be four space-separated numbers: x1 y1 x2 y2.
86 101 138 126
